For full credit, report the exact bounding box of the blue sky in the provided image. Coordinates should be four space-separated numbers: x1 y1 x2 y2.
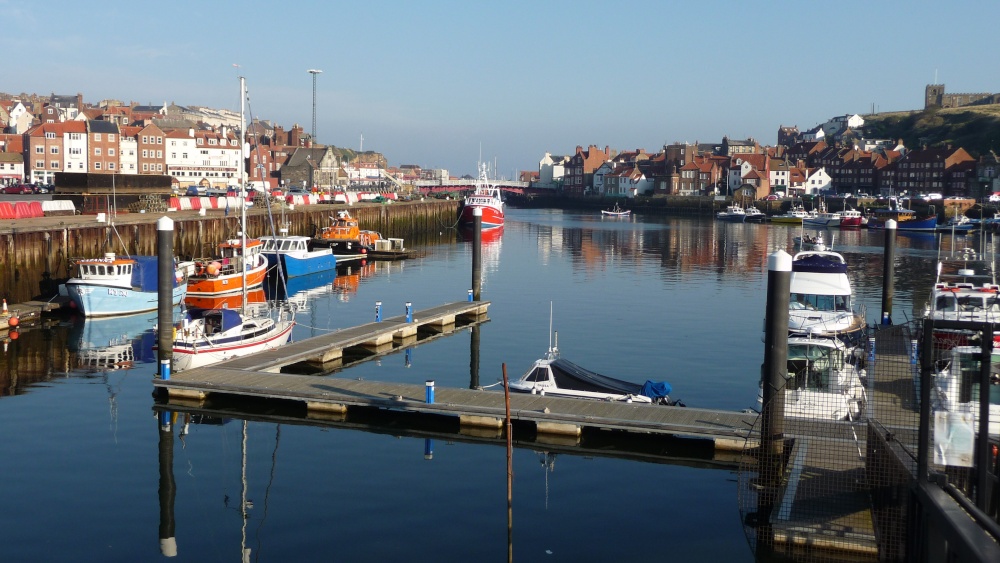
5 0 996 178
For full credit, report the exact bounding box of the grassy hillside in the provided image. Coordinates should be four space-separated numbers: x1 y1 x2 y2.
863 106 1000 156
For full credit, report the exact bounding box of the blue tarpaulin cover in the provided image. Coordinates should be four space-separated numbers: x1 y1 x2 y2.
131 256 180 291
640 380 672 399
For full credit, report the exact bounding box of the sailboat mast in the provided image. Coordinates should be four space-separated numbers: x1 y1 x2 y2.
239 75 248 313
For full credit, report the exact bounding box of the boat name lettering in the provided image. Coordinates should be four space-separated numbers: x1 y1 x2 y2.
108 288 130 297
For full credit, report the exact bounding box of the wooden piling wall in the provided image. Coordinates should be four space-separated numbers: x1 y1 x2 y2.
0 200 459 303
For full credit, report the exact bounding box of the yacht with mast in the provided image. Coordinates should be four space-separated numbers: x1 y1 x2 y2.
168 76 294 371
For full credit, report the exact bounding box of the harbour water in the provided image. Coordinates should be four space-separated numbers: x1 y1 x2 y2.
0 208 972 561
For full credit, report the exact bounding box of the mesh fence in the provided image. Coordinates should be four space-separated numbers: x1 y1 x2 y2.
737 320 1000 562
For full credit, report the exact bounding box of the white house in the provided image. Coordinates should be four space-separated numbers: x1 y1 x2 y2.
822 114 865 138
165 128 241 189
63 122 88 174
119 135 138 175
804 167 832 195
801 125 825 143
537 152 568 189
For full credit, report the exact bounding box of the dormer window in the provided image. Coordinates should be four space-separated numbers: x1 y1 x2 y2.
45 132 56 139
197 138 203 145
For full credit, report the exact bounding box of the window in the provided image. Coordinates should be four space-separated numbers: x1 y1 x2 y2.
171 153 176 159
142 150 148 158
197 138 203 145
35 146 44 154
95 148 102 156
182 153 188 159
108 148 115 156
70 147 82 155
69 133 81 140
109 162 115 170
142 163 148 172
50 146 58 154
94 133 101 141
45 132 55 139
95 162 101 170
157 136 162 144
209 138 217 145
35 160 44 168
51 161 59 168
108 134 115 142
157 164 162 171
142 136 148 143
156 150 162 158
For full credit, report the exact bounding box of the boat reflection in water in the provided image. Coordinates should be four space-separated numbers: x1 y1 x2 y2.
184 288 266 310
266 268 338 312
68 311 160 371
332 262 377 302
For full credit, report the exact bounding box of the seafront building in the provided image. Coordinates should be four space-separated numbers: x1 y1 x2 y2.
0 89 998 200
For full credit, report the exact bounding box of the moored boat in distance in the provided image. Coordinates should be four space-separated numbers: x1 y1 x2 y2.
793 233 828 251
839 208 864 228
62 253 188 317
866 197 938 231
923 248 1000 349
601 203 631 217
458 163 504 228
744 207 766 223
769 205 814 225
260 233 337 278
715 205 747 222
313 209 382 255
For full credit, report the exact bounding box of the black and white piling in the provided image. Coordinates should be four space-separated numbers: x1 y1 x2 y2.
762 250 791 439
759 250 791 535
472 207 482 301
157 216 174 380
880 219 897 325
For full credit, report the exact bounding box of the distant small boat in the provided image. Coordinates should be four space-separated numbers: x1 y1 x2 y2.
715 205 746 222
744 207 766 223
313 210 383 255
794 233 828 251
601 203 631 217
459 163 505 228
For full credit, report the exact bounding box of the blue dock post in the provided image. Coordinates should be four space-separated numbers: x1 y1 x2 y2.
468 289 474 302
425 380 435 403
156 216 174 380
880 219 897 325
375 301 382 322
424 438 434 460
405 347 412 368
406 302 413 323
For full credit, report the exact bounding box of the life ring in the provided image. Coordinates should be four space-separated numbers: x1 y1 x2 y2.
196 263 206 276
980 287 998 293
360 233 371 247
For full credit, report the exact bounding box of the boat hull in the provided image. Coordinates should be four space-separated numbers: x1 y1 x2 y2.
715 214 746 222
868 216 938 231
770 216 804 225
459 203 504 228
169 318 295 371
187 259 268 296
65 282 186 317
281 253 337 278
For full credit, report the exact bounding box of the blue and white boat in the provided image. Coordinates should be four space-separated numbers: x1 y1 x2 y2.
260 234 337 278
715 205 747 222
62 253 187 318
68 311 160 370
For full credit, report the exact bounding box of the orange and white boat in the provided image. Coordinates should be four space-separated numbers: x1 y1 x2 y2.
313 210 382 254
185 287 266 310
186 236 269 296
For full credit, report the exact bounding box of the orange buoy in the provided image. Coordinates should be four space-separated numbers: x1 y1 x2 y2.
206 262 222 276
9 330 18 340
8 316 19 328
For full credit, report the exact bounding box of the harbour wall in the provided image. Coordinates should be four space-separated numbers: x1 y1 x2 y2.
0 199 460 304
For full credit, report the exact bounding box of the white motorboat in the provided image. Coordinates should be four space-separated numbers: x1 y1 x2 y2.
786 250 867 347
758 335 866 421
509 320 680 405
744 207 766 223
716 205 746 222
922 249 1000 349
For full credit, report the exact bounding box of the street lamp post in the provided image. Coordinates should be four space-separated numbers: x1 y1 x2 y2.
307 69 322 145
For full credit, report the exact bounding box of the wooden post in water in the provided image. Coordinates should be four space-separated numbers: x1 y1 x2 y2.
759 250 790 545
502 362 513 563
157 216 174 379
472 207 482 301
880 219 897 325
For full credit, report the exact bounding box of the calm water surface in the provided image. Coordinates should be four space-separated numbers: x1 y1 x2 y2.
0 208 978 561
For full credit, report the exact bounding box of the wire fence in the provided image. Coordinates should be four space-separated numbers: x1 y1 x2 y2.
737 320 999 562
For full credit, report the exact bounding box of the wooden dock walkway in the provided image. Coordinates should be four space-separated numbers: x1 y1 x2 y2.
220 300 491 371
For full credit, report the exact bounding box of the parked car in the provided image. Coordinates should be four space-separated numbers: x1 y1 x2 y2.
33 184 50 194
2 184 33 195
764 194 780 201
